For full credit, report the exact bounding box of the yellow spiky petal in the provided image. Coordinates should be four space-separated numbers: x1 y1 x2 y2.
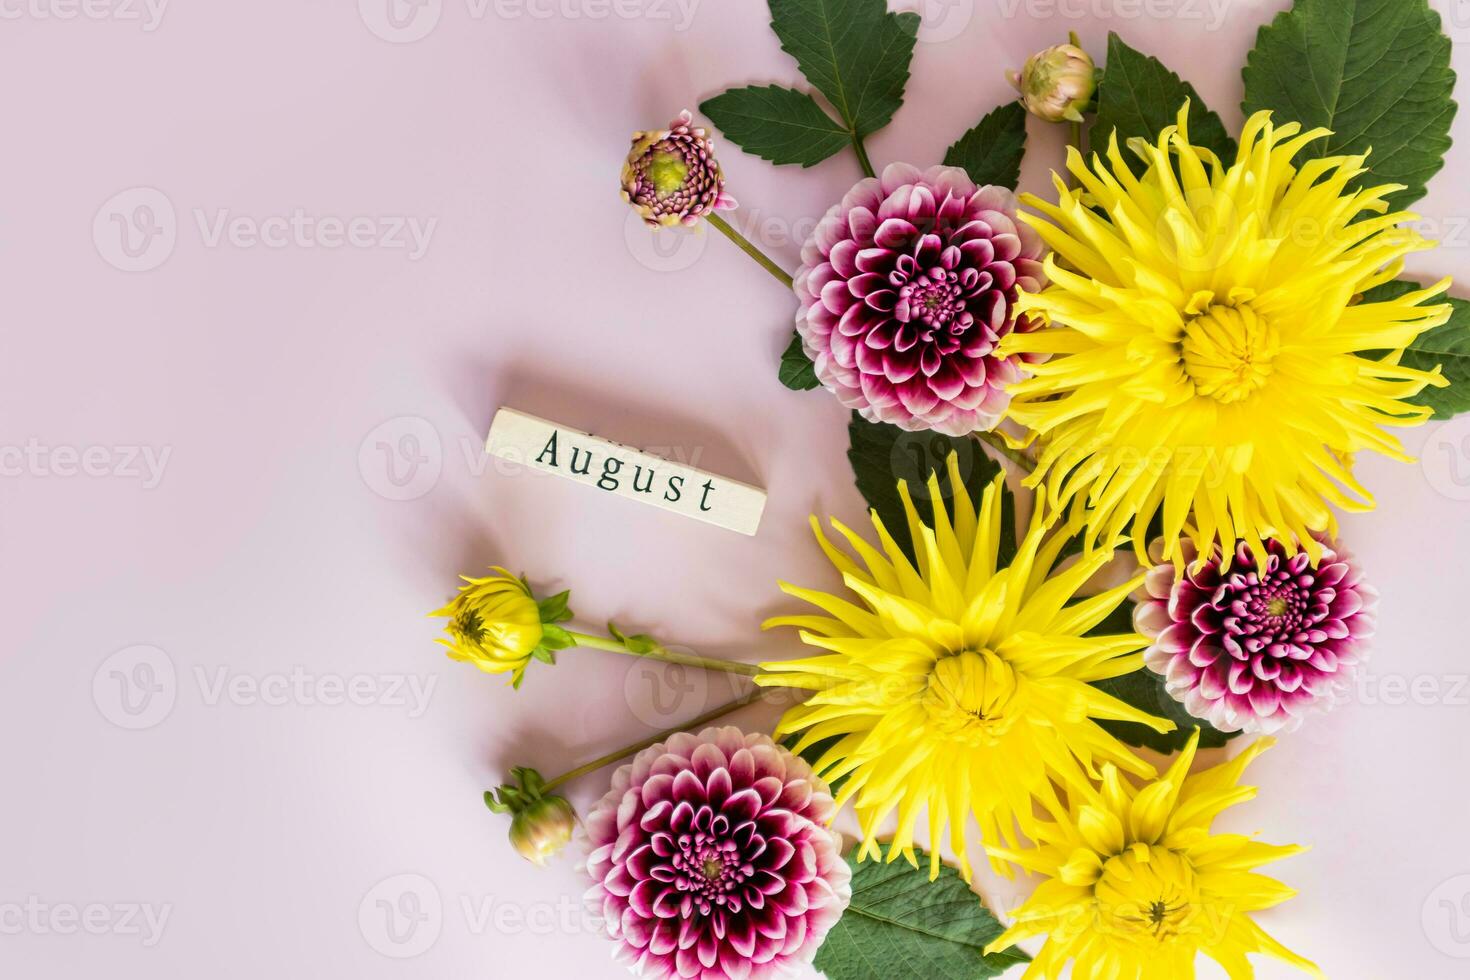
985 730 1321 980
1001 103 1453 566
758 455 1173 882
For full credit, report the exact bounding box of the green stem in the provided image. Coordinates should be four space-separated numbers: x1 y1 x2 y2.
541 687 768 794
974 429 1036 474
850 132 877 179
706 213 794 290
567 631 763 677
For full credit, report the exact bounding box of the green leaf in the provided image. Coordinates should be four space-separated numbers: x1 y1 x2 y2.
1361 278 1470 419
943 101 1028 188
1084 600 1238 754
1242 0 1456 211
539 624 574 652
768 0 919 140
814 849 1028 979
699 85 850 167
1094 32 1235 163
846 414 1013 567
778 331 821 390
537 590 572 624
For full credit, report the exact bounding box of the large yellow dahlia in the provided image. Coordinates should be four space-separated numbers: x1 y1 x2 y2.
986 730 1320 979
1002 103 1452 565
757 456 1172 881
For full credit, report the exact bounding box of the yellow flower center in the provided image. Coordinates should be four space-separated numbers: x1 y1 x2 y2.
1181 304 1280 403
648 151 690 197
922 650 1020 746
1094 846 1206 947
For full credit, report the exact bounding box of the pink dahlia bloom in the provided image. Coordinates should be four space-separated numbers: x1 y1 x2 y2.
584 726 850 980
622 110 737 228
794 163 1046 435
1135 539 1377 735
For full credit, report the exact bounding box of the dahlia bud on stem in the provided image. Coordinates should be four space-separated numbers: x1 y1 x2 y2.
485 688 769 865
433 570 762 683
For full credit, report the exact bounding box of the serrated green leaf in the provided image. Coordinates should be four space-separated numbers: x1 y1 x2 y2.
943 101 1027 189
1094 32 1235 162
1083 599 1238 754
846 414 1013 567
699 85 850 167
778 331 821 390
1361 278 1470 419
769 0 919 139
814 849 1028 980
1242 0 1456 211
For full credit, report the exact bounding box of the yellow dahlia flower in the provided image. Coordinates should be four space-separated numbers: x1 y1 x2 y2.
986 730 1320 979
1003 103 1452 565
757 455 1173 881
432 567 546 685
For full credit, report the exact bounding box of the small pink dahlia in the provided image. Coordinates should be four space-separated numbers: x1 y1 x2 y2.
622 110 737 228
1135 539 1377 735
584 726 850 980
794 163 1046 435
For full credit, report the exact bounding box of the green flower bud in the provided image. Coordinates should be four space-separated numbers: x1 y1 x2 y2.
1008 42 1097 124
485 767 578 867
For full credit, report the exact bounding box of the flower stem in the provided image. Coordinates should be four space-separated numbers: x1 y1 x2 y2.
706 213 794 290
567 630 763 677
974 429 1036 474
850 132 877 179
541 687 769 794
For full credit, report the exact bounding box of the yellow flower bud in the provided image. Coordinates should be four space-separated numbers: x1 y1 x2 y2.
431 567 545 685
1007 42 1097 124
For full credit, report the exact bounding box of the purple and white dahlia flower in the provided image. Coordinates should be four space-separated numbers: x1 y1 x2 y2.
794 163 1046 435
584 726 850 980
622 110 736 228
1135 539 1377 735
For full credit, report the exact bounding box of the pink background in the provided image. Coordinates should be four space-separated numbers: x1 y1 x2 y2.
4 1 1470 977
